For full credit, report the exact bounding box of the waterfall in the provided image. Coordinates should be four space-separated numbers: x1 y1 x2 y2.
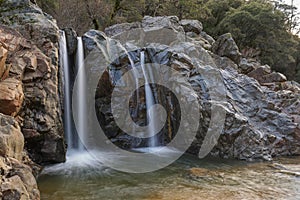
59 31 73 149
60 31 159 153
140 51 158 147
129 55 139 119
75 37 86 151
59 31 85 152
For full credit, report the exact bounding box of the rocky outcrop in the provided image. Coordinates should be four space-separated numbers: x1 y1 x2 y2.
0 114 40 199
82 16 300 161
0 0 65 164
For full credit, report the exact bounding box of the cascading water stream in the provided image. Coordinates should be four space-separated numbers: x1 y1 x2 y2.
59 31 73 149
60 32 160 157
75 37 86 151
140 51 158 147
129 55 140 118
44 35 181 176
59 31 86 153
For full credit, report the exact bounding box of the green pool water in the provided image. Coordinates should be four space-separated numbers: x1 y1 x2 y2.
38 152 300 200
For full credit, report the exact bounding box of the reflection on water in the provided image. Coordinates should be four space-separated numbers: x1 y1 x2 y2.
38 152 300 200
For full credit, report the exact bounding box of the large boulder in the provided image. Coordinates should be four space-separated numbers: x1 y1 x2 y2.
105 22 142 37
262 72 287 83
180 19 203 34
0 78 24 117
212 33 242 64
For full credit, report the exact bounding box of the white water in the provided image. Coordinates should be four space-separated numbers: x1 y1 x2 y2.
59 31 73 149
128 55 140 132
75 37 86 151
140 51 158 147
59 32 86 152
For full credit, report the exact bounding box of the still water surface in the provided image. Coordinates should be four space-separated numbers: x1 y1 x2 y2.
38 151 300 200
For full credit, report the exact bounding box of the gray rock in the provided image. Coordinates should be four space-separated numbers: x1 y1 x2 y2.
0 157 40 200
142 16 184 33
180 19 203 34
212 33 242 64
63 28 78 56
239 58 256 73
200 31 215 44
105 22 142 37
0 113 24 161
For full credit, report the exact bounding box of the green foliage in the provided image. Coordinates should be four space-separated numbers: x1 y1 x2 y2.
214 0 299 81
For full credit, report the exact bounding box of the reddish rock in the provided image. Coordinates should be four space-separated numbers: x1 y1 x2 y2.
0 44 8 80
261 72 287 83
247 65 272 82
0 78 24 117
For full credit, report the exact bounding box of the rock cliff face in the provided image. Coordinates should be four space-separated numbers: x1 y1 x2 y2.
0 0 66 199
79 16 300 161
0 0 65 164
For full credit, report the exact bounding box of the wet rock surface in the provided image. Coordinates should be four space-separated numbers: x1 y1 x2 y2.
82 16 300 161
